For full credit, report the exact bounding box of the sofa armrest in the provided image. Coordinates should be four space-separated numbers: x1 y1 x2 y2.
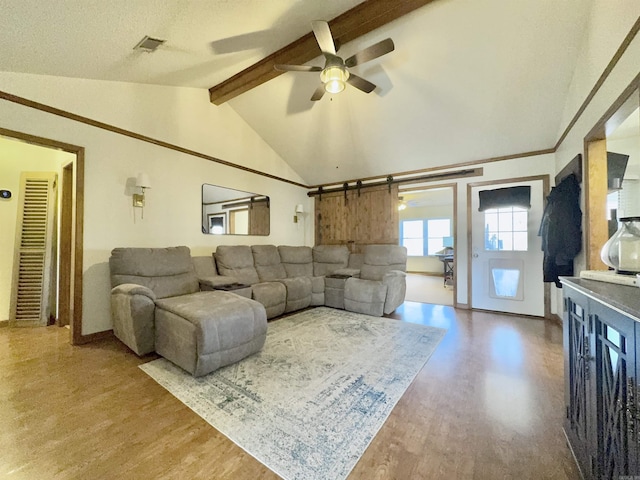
111 283 156 356
382 270 407 280
381 270 407 314
199 275 240 290
111 283 157 301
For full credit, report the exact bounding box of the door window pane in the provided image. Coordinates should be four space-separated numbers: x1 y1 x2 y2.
484 207 528 251
513 211 527 230
513 232 528 250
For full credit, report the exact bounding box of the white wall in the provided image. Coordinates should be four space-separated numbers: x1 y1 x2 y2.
554 0 640 314
0 73 313 334
0 136 73 321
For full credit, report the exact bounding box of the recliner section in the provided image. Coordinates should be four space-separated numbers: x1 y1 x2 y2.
109 246 267 377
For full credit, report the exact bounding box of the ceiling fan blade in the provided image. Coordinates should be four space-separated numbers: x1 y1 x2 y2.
274 64 322 72
311 20 337 56
347 74 376 94
310 84 326 101
344 38 395 68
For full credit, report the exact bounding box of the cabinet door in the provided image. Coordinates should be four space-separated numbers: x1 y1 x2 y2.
564 289 593 478
592 302 638 477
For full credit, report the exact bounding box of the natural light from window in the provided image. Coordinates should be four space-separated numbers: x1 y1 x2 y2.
484 207 528 251
427 219 451 255
401 220 423 256
401 218 452 256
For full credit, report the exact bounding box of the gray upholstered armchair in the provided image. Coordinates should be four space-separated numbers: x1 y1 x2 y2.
343 245 407 316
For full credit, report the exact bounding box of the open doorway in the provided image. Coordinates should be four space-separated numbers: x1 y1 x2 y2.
398 184 457 306
0 128 84 344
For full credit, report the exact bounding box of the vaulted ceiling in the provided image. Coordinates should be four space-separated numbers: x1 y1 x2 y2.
0 0 593 186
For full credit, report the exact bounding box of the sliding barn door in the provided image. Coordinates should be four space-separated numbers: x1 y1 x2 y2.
315 184 399 252
9 172 57 327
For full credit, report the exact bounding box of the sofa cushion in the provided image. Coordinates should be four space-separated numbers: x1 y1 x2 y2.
310 275 325 306
278 246 313 278
192 255 218 278
344 278 388 317
360 245 408 281
312 245 350 277
215 245 260 285
252 245 286 281
251 281 286 319
110 246 199 299
280 277 312 313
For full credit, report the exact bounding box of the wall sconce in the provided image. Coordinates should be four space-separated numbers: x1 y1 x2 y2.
294 204 304 223
133 173 151 218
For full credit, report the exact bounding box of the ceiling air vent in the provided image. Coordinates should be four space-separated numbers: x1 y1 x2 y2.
133 35 165 52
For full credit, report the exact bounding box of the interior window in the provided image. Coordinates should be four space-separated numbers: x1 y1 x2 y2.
484 206 528 251
401 220 424 256
401 218 452 256
426 218 452 255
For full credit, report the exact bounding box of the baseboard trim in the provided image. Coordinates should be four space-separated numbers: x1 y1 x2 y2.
407 271 444 277
77 329 114 344
455 302 469 310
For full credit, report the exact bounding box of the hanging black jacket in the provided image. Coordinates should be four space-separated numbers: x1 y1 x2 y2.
538 173 582 287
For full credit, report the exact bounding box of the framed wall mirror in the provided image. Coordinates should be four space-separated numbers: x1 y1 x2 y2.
202 184 270 235
584 87 639 268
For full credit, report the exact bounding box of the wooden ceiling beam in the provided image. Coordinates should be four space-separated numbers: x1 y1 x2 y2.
208 0 436 105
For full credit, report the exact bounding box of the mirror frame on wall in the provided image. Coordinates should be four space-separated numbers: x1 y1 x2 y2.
201 183 270 236
584 85 640 269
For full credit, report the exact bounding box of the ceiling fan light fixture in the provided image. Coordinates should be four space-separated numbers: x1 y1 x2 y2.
321 66 349 94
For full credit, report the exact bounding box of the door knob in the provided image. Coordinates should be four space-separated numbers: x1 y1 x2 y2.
473 253 479 258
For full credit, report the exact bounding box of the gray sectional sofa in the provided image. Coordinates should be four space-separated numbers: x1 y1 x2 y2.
109 244 406 377
210 244 364 319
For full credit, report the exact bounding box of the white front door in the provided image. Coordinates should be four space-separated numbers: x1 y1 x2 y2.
470 179 545 317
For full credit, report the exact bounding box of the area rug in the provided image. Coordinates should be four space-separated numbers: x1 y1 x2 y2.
140 306 445 480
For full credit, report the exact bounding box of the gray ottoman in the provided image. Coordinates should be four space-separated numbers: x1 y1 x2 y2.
155 291 267 376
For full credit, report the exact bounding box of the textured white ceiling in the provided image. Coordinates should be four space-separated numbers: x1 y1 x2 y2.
0 0 593 186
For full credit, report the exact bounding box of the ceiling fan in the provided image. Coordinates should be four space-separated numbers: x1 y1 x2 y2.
274 20 395 101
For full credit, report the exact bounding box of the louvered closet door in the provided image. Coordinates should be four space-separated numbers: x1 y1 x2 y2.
9 172 57 327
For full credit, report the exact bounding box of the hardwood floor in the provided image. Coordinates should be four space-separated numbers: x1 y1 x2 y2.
0 303 580 479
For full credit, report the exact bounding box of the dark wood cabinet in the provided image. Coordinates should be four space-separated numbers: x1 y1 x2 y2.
564 287 592 477
563 279 640 479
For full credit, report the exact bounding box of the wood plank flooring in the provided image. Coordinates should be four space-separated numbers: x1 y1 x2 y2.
0 303 580 479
